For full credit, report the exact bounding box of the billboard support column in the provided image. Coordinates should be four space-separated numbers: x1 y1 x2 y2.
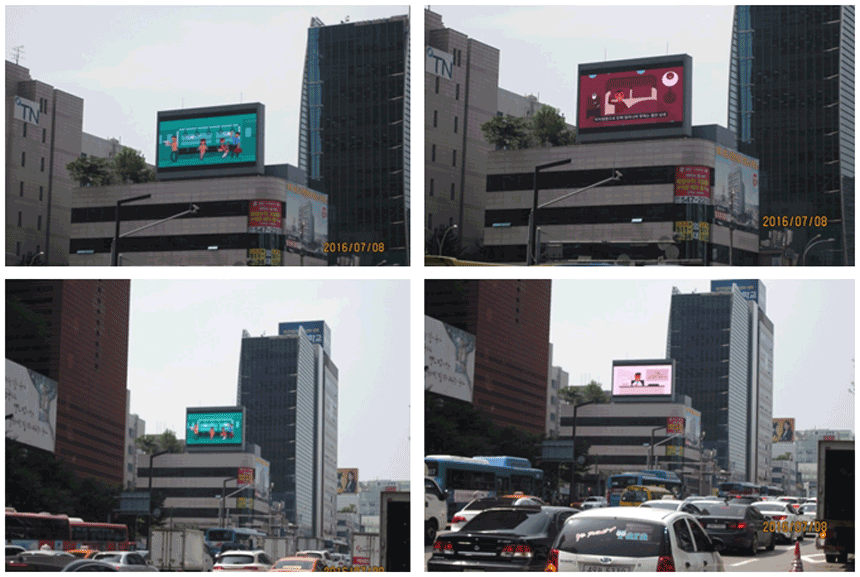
528 159 571 266
112 194 151 266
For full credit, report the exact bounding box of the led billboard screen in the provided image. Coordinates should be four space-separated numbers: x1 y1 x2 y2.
773 418 795 443
186 408 243 446
158 112 257 168
612 363 673 397
579 65 685 130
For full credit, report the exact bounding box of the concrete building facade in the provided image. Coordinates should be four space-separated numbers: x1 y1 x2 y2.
546 344 568 439
124 392 146 491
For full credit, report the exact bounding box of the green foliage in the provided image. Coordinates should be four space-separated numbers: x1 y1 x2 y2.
113 147 155 184
67 156 115 187
531 106 576 147
481 115 533 150
135 429 185 454
426 225 464 257
558 380 611 405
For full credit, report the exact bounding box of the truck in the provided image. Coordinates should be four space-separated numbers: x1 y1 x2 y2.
424 476 448 544
262 536 295 562
351 532 380 569
816 439 854 564
149 527 210 571
379 491 409 571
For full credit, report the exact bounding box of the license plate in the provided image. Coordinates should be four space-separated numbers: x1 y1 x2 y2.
709 524 726 530
583 565 632 572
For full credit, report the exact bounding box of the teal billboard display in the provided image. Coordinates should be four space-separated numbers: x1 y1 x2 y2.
158 112 257 168
186 409 243 446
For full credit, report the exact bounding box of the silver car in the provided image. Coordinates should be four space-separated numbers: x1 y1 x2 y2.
92 552 158 571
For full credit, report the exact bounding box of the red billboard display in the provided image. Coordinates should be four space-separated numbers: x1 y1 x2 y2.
675 166 711 204
579 65 685 130
248 200 283 234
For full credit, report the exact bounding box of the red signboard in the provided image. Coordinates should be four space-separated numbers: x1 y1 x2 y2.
248 199 283 233
579 66 685 130
238 467 254 486
675 166 711 204
667 417 685 434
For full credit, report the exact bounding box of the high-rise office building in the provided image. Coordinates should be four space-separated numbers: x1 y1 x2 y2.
666 281 773 483
237 322 338 539
299 15 410 265
6 280 130 486
425 10 500 252
728 6 855 265
425 280 552 436
6 61 84 265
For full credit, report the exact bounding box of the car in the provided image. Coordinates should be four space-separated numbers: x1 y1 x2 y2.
640 499 704 515
751 501 801 543
545 506 726 571
69 549 101 559
214 550 274 571
579 496 608 510
425 476 448 544
690 500 774 555
448 495 547 532
6 545 27 558
429 505 579 571
7 552 117 572
295 550 334 568
269 556 326 572
797 503 818 536
62 559 122 572
91 552 158 571
776 496 803 513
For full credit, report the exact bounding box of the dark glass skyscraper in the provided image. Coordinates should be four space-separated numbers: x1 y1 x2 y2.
299 15 410 265
728 6 855 265
237 323 338 539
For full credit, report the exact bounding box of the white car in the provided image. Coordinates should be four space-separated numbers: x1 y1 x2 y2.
797 503 818 536
91 551 159 571
448 495 545 532
213 550 274 571
640 499 705 515
579 496 608 510
546 507 726 572
751 501 801 543
295 549 335 567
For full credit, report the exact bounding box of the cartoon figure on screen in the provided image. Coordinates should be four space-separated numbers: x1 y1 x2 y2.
164 135 180 162
198 138 208 160
631 372 645 387
219 138 230 158
231 130 243 158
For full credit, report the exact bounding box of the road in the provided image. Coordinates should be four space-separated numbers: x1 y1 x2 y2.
424 541 854 572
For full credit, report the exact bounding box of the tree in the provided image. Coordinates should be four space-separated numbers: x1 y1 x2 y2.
426 225 464 258
67 156 115 187
113 147 155 184
481 115 533 150
531 106 576 147
559 380 611 405
135 429 184 455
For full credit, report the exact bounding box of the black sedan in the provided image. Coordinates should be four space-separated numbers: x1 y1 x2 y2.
690 500 774 555
429 506 579 571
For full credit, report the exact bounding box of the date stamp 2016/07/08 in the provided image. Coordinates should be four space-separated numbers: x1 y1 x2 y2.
323 242 385 253
763 520 826 535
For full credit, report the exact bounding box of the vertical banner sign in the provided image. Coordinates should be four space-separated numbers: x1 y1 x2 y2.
666 417 685 434
674 166 711 204
238 467 254 486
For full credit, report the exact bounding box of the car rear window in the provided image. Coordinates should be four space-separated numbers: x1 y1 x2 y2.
217 554 255 565
461 509 549 534
697 504 747 516
555 518 667 557
274 558 315 570
621 490 648 503
642 501 677 510
754 503 787 512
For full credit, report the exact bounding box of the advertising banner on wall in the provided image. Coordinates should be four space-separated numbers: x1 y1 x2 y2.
278 320 328 352
674 221 710 241
579 65 685 130
254 457 270 500
186 408 244 446
238 467 254 486
247 248 281 267
426 46 454 80
248 200 283 234
667 417 684 434
684 407 702 449
611 362 673 397
158 112 258 168
5 359 57 453
713 146 759 229
425 316 476 404
773 418 795 443
338 469 359 494
674 166 711 204
284 182 329 252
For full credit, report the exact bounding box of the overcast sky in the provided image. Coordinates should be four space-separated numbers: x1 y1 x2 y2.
550 280 855 432
430 5 734 127
5 5 408 165
127 280 409 481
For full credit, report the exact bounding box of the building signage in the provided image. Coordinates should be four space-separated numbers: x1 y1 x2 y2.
425 316 476 404
425 46 454 80
285 183 328 253
667 417 684 434
665 445 684 457
254 457 270 500
611 362 673 397
337 468 359 494
237 496 254 509
248 200 283 234
713 146 759 228
13 96 40 126
674 166 711 204
684 406 702 449
674 221 710 241
247 248 281 267
773 418 795 443
186 409 243 446
238 467 254 486
710 280 765 312
5 359 57 453
279 320 327 349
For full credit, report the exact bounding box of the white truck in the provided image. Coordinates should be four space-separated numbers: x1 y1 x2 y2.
816 439 854 564
424 476 448 544
351 532 380 569
149 527 210 571
379 491 409 571
262 537 294 563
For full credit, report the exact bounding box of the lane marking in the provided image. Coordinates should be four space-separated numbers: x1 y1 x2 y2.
729 559 758 567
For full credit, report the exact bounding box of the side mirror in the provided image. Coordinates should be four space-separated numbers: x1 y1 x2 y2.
710 537 726 553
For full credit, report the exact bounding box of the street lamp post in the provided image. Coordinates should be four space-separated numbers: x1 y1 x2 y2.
147 450 170 545
571 401 596 503
112 194 151 266
648 426 665 470
799 234 836 266
528 167 622 265
439 224 458 256
112 198 199 266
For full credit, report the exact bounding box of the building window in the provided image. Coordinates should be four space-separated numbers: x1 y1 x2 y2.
37 215 41 230
40 157 45 172
435 76 439 94
454 116 458 133
429 178 434 197
42 128 46 143
21 152 25 167
433 110 437 128
23 123 27 138
456 84 460 100
39 186 43 201
19 182 24 197
450 183 455 200
18 212 22 227
452 150 457 167
458 50 462 67
431 144 436 162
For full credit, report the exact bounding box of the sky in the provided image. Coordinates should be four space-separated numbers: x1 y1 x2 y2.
5 5 409 165
430 5 735 127
549 280 855 432
127 280 410 481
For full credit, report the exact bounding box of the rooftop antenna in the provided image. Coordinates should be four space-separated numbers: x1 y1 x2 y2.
181 97 184 109
12 45 24 65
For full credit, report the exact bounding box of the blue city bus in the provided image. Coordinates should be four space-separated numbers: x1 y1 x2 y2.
716 482 761 499
424 455 545 516
761 485 785 497
204 527 267 557
606 470 683 506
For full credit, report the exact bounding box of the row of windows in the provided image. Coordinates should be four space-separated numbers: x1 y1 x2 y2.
21 123 48 143
427 178 457 201
429 144 457 166
431 110 458 133
70 232 283 255
426 212 455 232
485 202 712 228
433 77 460 100
19 152 47 172
15 211 42 231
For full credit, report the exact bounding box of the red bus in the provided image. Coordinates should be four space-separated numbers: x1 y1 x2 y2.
5 510 132 551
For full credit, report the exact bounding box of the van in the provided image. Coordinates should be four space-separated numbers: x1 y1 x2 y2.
619 485 673 506
424 477 448 544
